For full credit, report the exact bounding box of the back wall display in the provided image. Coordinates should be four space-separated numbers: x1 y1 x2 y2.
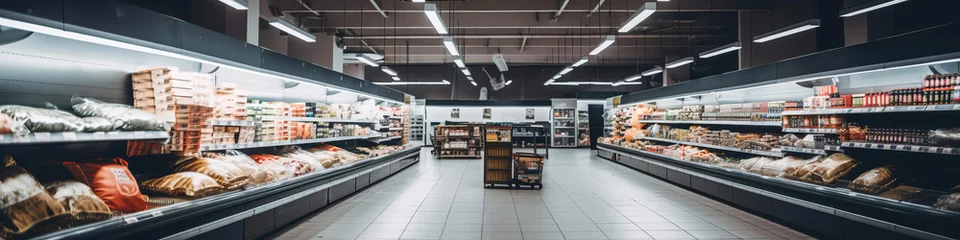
428 106 551 123
483 108 491 119
451 108 460 118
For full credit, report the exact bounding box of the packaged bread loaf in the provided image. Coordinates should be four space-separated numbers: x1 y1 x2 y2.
44 181 113 222
0 155 68 239
808 153 859 184
848 166 896 194
175 157 251 189
140 172 223 197
62 158 148 213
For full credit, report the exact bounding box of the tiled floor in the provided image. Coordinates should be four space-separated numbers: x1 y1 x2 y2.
268 148 813 240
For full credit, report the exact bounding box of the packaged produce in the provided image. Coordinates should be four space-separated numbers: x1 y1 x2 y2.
70 96 169 131
848 166 896 194
0 105 84 132
80 117 121 132
0 155 67 239
62 158 148 213
0 114 29 136
44 181 113 222
140 172 223 197
808 153 859 184
175 157 251 189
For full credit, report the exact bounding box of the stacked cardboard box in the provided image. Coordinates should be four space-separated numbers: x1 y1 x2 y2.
131 68 215 155
260 102 291 142
214 82 238 120
235 90 248 120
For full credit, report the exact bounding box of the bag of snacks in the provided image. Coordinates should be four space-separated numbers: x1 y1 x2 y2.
70 96 169 131
0 105 84 132
62 158 148 213
44 181 113 222
0 114 29 136
80 117 122 132
175 157 251 190
808 153 859 184
0 155 67 239
140 172 223 197
848 166 896 194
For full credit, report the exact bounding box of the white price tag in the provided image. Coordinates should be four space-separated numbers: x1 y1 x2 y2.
0 135 4 141
151 211 163 217
123 217 139 224
907 106 927 111
954 105 960 110
62 132 77 141
34 132 51 140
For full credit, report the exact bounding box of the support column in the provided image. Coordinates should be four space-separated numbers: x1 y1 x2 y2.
246 0 260 45
343 64 365 79
738 11 754 69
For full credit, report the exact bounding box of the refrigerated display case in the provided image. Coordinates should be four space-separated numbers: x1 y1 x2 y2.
551 99 577 147
597 23 960 240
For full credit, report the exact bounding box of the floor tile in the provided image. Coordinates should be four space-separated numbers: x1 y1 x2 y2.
561 231 609 240
686 230 738 239
727 229 782 239
644 230 695 239
482 224 521 232
401 230 443 239
405 223 446 231
522 231 565 240
441 231 481 240
521 224 562 232
596 223 641 231
602 230 653 239
480 231 523 240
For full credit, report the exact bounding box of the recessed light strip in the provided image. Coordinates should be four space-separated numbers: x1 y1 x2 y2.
699 42 742 58
423 4 448 34
589 35 616 55
753 19 820 43
840 0 908 17
666 57 694 69
618 2 657 33
218 0 249 10
642 67 663 76
268 17 316 42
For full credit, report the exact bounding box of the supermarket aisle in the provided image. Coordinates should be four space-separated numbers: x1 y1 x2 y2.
268 148 811 240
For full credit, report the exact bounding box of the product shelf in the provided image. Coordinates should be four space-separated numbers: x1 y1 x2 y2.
369 136 402 143
208 119 258 126
31 146 422 240
841 142 960 155
779 146 838 155
639 119 782 127
260 116 377 124
782 128 839 134
0 131 169 146
781 104 960 116
640 136 785 158
200 135 378 151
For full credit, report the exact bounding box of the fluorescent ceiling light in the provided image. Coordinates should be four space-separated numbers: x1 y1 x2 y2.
505 80 513 85
375 80 450 85
840 0 908 17
412 0 425 2
699 42 741 58
356 55 380 67
492 54 509 72
381 66 398 76
391 76 401 81
268 17 316 42
666 57 694 69
572 57 589 67
552 74 562 79
625 74 643 82
559 67 574 75
589 35 616 55
753 19 820 43
551 82 617 86
423 4 448 34
0 16 409 105
443 36 460 56
544 79 555 86
612 81 625 86
453 57 466 68
658 0 670 1
219 0 249 10
618 2 657 33
460 67 471 76
642 67 663 76
470 81 477 86
466 76 474 81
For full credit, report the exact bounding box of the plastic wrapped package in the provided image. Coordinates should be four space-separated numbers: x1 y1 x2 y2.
808 153 859 184
219 150 277 185
140 172 223 197
848 166 896 194
0 155 67 239
0 114 29 136
175 157 251 189
934 192 960 212
738 157 762 171
44 181 112 222
277 157 314 176
928 128 960 147
782 155 823 178
80 117 122 132
759 156 805 177
258 160 296 180
278 146 325 171
61 158 148 213
70 96 169 131
0 105 84 132
791 157 826 181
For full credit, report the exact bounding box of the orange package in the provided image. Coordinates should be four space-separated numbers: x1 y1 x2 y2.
62 158 148 213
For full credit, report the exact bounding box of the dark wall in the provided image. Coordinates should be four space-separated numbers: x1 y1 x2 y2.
862 0 960 41
366 65 648 100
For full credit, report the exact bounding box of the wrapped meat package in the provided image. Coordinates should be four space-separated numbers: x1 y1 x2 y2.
70 96 169 131
759 157 805 177
808 153 859 184
747 157 776 174
80 117 121 132
0 155 67 239
175 157 251 189
0 105 84 132
928 128 960 147
934 192 960 212
279 147 325 171
738 157 764 171
258 160 296 180
791 157 826 181
0 114 29 136
848 166 896 194
44 181 113 222
219 150 277 185
62 158 148 213
141 172 223 197
782 155 823 178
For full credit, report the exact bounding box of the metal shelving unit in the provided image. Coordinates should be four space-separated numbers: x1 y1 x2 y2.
0 131 169 146
640 136 785 158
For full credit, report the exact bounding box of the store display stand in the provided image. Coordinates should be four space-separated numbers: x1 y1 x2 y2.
484 126 514 188
513 152 545 189
551 99 578 147
434 125 483 159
